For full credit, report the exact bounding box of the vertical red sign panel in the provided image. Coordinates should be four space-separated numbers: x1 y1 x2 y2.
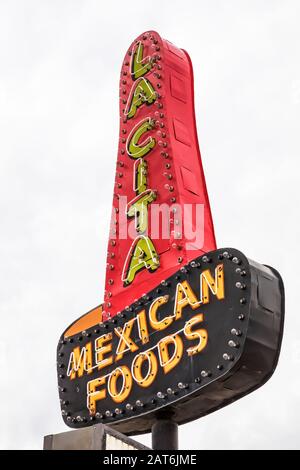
102 31 216 320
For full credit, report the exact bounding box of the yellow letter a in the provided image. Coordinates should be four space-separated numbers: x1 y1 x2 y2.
122 236 159 286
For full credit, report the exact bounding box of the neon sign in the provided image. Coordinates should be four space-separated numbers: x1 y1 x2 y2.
56 31 284 435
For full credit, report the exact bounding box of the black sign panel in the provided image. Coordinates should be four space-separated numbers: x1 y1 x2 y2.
57 248 284 435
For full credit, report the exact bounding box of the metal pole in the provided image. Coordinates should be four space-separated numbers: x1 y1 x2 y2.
151 414 178 450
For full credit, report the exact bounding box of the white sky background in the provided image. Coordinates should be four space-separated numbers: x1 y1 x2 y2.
0 0 299 449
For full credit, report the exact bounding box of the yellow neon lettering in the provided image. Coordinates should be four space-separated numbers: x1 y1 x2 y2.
201 264 225 304
131 41 153 80
127 119 156 159
184 313 208 356
87 376 106 415
134 158 147 194
149 295 173 331
125 78 156 119
95 333 113 371
127 189 156 233
68 342 92 380
132 351 158 387
174 281 200 320
108 366 132 404
123 236 159 286
158 334 184 374
136 309 150 344
115 319 139 361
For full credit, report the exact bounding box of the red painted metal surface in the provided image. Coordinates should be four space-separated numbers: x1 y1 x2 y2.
102 31 216 320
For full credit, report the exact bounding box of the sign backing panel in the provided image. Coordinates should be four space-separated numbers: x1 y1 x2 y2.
57 248 284 435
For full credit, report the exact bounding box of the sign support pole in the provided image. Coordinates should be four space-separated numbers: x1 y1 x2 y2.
151 412 178 450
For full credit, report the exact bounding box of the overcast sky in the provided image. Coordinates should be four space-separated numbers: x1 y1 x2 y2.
0 0 299 449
